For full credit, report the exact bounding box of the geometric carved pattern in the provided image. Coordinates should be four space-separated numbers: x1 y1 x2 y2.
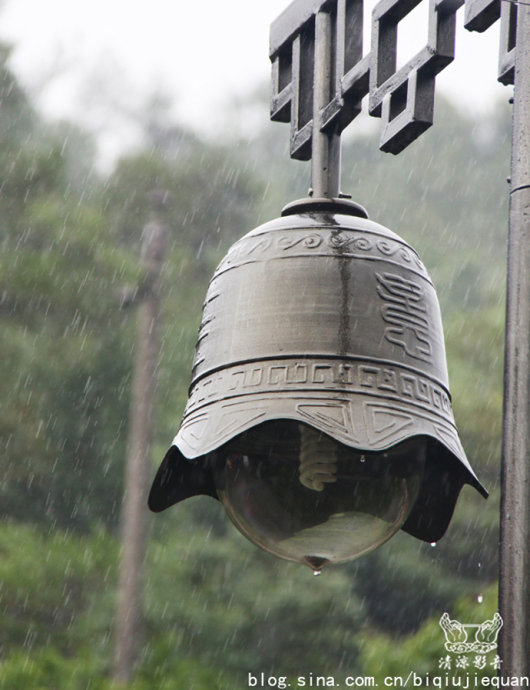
297 401 358 439
270 0 515 158
184 358 454 422
175 355 468 463
364 404 414 443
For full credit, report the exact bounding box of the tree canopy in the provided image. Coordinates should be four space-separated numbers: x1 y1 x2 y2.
0 41 510 687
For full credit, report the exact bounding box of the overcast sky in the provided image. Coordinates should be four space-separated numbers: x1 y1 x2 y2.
0 0 510 159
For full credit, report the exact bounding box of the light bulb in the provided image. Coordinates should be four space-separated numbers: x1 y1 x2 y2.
299 424 338 491
212 421 425 572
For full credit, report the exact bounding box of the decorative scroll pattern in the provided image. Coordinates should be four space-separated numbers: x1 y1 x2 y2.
270 0 517 156
213 227 429 279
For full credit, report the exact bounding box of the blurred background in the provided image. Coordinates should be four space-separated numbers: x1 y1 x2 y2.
0 0 511 687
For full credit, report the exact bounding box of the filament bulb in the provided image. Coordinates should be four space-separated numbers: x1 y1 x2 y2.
299 424 338 491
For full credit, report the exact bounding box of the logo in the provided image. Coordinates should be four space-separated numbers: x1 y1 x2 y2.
439 613 503 655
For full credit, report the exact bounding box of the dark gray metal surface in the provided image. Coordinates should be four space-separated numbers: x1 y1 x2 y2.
190 210 449 391
312 10 341 197
270 0 516 159
150 200 487 543
498 3 530 677
178 204 474 474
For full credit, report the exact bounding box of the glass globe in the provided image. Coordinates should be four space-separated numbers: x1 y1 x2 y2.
212 421 425 573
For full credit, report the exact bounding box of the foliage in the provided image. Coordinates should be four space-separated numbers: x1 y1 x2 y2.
104 144 262 255
0 645 230 690
0 522 115 657
359 584 500 681
0 517 363 688
0 35 510 688
144 513 363 678
0 138 138 530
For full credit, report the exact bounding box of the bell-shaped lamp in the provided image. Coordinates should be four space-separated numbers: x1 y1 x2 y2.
148 198 487 572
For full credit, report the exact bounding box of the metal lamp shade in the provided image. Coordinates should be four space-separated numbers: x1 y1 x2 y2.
149 198 487 542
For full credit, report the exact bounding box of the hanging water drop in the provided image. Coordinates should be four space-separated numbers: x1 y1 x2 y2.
430 542 437 547
305 555 329 573
477 594 483 604
360 454 366 463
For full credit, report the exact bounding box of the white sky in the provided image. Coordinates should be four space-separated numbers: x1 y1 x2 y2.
0 0 509 159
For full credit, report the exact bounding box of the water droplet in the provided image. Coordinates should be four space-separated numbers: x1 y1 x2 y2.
477 594 483 604
360 455 366 463
430 542 437 547
313 569 322 577
304 555 329 573
478 562 482 569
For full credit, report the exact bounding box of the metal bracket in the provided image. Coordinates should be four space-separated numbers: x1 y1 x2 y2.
270 0 516 166
270 0 368 162
369 0 461 153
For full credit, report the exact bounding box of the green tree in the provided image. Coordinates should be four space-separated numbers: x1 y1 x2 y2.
359 584 499 681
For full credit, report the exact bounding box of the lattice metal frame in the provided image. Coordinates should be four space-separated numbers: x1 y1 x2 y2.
270 0 517 158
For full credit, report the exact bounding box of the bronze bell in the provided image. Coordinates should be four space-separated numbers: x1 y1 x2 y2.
149 198 487 567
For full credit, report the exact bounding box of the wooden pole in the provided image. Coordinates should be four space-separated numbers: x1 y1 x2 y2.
113 209 166 684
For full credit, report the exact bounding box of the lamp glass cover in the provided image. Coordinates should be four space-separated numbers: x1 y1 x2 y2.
212 421 425 572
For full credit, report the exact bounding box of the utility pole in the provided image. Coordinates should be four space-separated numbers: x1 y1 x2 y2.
498 4 530 676
113 195 167 684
